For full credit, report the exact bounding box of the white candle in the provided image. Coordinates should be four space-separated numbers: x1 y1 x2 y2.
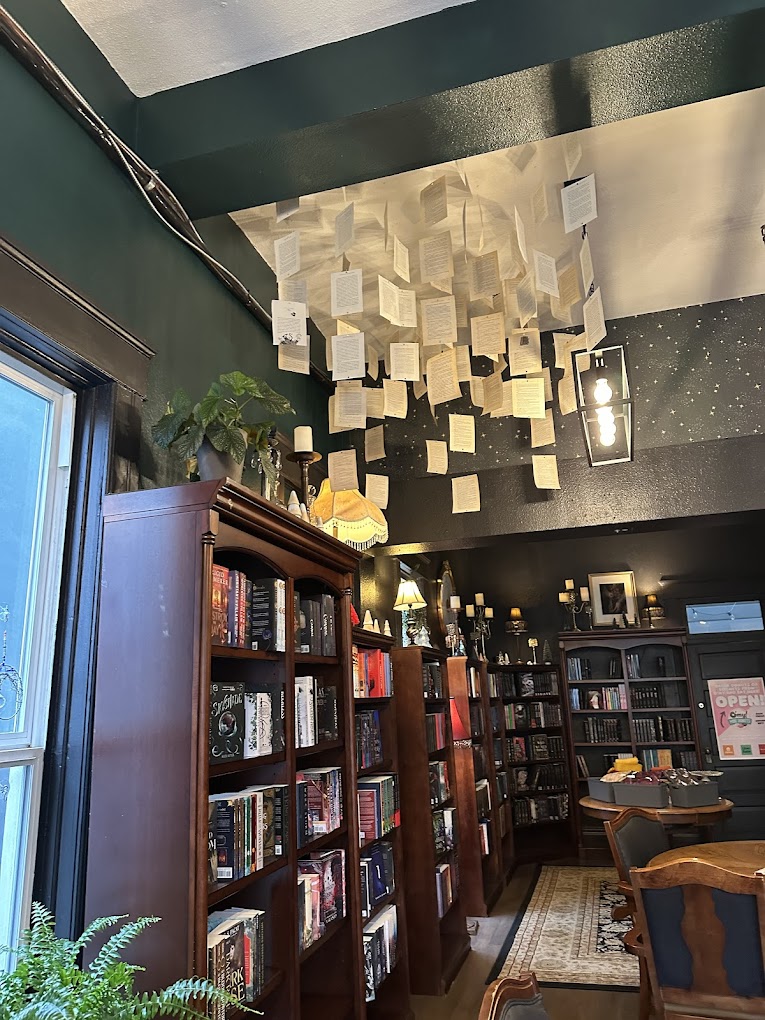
580 587 590 602
294 426 313 453
485 607 494 619
565 579 575 591
465 604 475 618
558 592 570 603
450 595 461 610
475 593 485 606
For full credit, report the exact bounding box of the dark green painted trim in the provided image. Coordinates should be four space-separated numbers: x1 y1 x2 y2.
136 2 765 215
5 0 136 140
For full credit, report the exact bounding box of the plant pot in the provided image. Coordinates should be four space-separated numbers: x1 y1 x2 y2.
196 435 246 483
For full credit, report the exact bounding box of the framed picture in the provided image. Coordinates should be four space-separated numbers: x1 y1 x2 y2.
588 571 638 627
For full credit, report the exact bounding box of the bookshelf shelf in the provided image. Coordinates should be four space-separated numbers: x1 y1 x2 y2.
632 706 691 712
503 694 559 702
628 675 687 683
506 726 563 733
365 890 397 925
211 645 284 661
514 818 569 830
357 758 393 777
207 856 288 906
636 740 695 746
209 751 286 777
300 824 348 855
354 696 392 706
509 788 568 798
360 824 400 850
229 968 285 1017
299 916 348 964
574 741 632 747
295 737 344 758
570 709 628 715
296 653 340 665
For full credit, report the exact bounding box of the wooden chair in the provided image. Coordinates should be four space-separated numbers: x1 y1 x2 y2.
604 806 670 918
479 972 549 1020
631 858 765 1020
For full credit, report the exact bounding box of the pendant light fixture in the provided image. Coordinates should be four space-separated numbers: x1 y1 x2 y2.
574 345 633 466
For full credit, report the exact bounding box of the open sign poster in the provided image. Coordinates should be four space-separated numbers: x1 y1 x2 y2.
708 677 765 760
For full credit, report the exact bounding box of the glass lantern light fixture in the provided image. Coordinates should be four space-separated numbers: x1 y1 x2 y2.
573 345 633 466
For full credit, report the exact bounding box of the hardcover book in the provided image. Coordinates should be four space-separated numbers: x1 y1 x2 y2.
210 682 245 762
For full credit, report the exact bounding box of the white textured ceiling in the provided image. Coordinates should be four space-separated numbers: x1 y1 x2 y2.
234 87 765 353
61 0 477 96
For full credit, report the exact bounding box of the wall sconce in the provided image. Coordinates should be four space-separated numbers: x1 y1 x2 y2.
574 345 633 466
393 579 427 646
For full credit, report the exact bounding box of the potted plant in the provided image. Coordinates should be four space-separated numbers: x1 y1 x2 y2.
0 903 255 1019
152 371 294 484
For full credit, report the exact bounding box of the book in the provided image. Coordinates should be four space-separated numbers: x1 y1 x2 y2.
316 684 339 743
211 564 229 645
209 682 245 763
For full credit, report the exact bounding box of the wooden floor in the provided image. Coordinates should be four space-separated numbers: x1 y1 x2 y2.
412 865 639 1020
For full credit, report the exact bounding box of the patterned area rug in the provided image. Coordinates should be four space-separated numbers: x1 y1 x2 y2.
487 866 640 990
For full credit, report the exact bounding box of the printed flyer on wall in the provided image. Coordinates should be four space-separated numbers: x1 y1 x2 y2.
708 676 765 759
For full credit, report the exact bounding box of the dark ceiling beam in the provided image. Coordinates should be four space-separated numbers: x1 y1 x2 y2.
135 1 765 217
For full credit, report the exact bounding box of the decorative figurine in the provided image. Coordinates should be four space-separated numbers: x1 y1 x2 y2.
287 490 301 516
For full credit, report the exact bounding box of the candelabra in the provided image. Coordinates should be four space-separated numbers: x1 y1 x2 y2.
558 580 592 631
463 594 493 660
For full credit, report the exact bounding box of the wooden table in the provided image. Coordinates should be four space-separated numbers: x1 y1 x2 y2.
650 840 765 876
579 795 734 827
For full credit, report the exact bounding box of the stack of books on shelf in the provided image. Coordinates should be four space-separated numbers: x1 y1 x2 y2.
487 672 501 699
489 703 503 734
422 662 445 699
353 646 393 698
356 710 384 770
363 904 399 1002
512 793 569 826
295 593 337 656
631 685 668 708
208 785 289 883
432 806 457 854
507 733 564 762
467 664 481 697
634 716 694 742
211 566 287 652
504 701 562 729
575 754 590 777
294 677 339 748
625 652 643 679
296 767 343 846
641 748 674 769
566 657 595 681
425 711 447 752
500 670 559 697
510 762 567 792
473 743 488 781
469 702 484 738
581 717 623 743
210 681 287 763
207 908 266 1018
493 736 504 765
495 770 509 802
475 778 492 818
297 848 346 951
358 774 400 842
435 859 458 918
569 685 627 710
429 760 450 806
360 842 395 918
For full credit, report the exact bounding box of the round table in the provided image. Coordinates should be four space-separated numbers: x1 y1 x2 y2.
650 839 765 876
579 795 734 827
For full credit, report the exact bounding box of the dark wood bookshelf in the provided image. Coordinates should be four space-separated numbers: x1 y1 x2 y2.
559 628 703 860
392 645 470 996
352 626 414 1020
84 479 367 1020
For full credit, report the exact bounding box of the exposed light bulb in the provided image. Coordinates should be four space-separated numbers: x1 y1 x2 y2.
596 407 615 425
593 377 612 405
600 432 617 447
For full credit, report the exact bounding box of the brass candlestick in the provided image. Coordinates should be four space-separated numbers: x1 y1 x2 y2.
286 450 322 511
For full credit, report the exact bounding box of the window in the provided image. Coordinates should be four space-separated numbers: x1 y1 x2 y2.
686 601 764 635
0 350 74 953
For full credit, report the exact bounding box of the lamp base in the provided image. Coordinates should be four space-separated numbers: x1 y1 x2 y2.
405 618 419 646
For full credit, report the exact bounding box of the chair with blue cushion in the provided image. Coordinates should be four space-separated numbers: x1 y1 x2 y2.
479 972 549 1020
631 858 765 1020
604 806 671 918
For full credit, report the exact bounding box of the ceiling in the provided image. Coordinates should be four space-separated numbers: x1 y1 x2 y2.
60 0 477 96
233 86 765 352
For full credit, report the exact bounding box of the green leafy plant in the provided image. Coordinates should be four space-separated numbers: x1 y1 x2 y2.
0 903 256 1020
152 371 294 482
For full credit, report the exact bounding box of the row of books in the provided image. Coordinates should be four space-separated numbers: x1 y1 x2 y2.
422 662 445 699
356 710 383 771
433 806 457 855
211 567 287 652
497 670 559 698
641 748 673 769
569 685 627 711
566 657 599 681
625 652 643 679
512 793 569 826
358 774 400 842
209 681 286 763
489 703 503 734
295 677 338 748
475 778 492 818
631 684 677 708
208 785 288 884
469 702 484 738
363 904 399 1002
496 770 509 802
296 767 343 846
429 760 450 806
633 715 694 743
510 762 567 792
353 646 393 698
479 819 491 856
296 593 337 657
207 908 266 1019
473 743 488 782
507 733 565 762
360 842 395 919
425 711 447 753
467 664 481 697
580 716 623 743
435 858 458 918
298 848 346 952
487 672 502 699
504 701 562 730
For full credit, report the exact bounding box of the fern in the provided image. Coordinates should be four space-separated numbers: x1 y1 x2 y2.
0 906 260 1020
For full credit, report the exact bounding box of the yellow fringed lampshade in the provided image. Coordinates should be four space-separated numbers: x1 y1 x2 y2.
313 478 389 551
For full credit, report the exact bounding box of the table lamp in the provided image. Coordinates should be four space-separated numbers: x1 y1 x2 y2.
393 579 427 645
312 478 388 550
449 697 471 748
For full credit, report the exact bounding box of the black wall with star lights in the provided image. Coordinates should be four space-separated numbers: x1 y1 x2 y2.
365 293 765 548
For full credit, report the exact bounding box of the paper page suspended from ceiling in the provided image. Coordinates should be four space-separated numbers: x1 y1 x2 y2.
449 413 476 453
426 439 448 474
561 174 597 234
451 474 481 513
365 424 386 462
511 377 546 418
328 449 359 491
530 407 556 447
419 231 454 283
335 203 355 255
278 337 311 375
532 454 561 489
331 332 366 380
271 300 307 346
331 270 364 317
273 230 300 280
383 378 408 418
508 328 542 375
427 348 461 406
421 296 457 346
365 473 389 509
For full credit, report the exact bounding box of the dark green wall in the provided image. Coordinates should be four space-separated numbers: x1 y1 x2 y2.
0 44 332 486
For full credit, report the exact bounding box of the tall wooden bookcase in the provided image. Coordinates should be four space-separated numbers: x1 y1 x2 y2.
489 663 576 867
85 480 368 1020
560 628 702 858
352 626 413 1020
448 657 504 916
391 645 470 996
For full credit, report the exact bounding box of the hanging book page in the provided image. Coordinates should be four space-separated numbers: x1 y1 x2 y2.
328 449 359 491
426 440 448 474
451 474 481 513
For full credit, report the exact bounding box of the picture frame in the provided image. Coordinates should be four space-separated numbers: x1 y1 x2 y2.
588 570 638 627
